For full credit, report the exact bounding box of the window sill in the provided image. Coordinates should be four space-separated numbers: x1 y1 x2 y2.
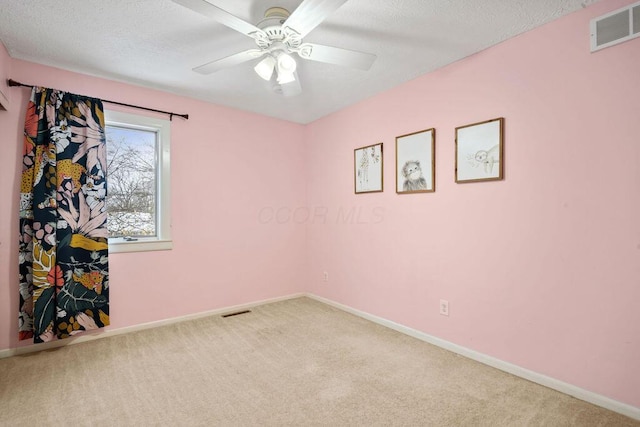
108 239 173 254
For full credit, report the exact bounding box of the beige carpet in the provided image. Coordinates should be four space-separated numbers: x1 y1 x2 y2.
0 297 637 426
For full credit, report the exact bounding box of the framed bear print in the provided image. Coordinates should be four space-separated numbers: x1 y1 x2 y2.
354 143 383 194
455 117 504 183
396 128 435 194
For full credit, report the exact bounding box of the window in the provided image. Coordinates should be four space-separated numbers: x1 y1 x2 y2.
104 110 172 253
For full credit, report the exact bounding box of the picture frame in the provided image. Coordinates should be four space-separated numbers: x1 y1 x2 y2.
395 128 435 194
354 142 383 194
455 117 504 183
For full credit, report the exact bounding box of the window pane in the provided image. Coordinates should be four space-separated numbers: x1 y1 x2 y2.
105 125 157 238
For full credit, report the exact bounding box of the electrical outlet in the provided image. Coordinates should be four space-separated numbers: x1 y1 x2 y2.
439 299 449 316
323 271 329 282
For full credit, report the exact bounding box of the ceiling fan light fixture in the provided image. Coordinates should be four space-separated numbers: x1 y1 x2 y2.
276 52 297 74
277 72 296 84
254 55 276 81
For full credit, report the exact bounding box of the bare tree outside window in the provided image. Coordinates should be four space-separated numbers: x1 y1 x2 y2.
105 125 157 238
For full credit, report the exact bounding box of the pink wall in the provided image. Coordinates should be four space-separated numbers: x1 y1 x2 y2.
0 59 307 351
305 0 640 408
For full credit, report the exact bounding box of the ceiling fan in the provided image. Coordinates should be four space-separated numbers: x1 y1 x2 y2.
172 0 376 96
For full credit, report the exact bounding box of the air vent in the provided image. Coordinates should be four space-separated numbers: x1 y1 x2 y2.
221 310 251 318
590 1 640 51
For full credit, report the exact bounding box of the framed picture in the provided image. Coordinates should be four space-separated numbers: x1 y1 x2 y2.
354 142 383 193
455 117 504 183
396 128 435 194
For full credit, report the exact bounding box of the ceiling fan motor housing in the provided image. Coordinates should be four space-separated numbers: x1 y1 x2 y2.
253 7 302 51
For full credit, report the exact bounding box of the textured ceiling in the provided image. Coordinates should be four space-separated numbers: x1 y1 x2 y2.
0 0 597 124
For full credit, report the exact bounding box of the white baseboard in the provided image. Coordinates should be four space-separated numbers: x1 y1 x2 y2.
0 293 305 359
306 293 640 421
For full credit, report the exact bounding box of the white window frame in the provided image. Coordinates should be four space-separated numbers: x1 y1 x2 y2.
104 110 172 253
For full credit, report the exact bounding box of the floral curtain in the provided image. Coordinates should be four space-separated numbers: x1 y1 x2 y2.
18 87 109 343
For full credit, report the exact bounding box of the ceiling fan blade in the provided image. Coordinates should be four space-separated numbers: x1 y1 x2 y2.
283 0 349 38
297 43 376 70
193 49 264 74
173 0 265 39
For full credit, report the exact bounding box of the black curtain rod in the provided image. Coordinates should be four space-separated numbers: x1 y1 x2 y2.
7 79 189 121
